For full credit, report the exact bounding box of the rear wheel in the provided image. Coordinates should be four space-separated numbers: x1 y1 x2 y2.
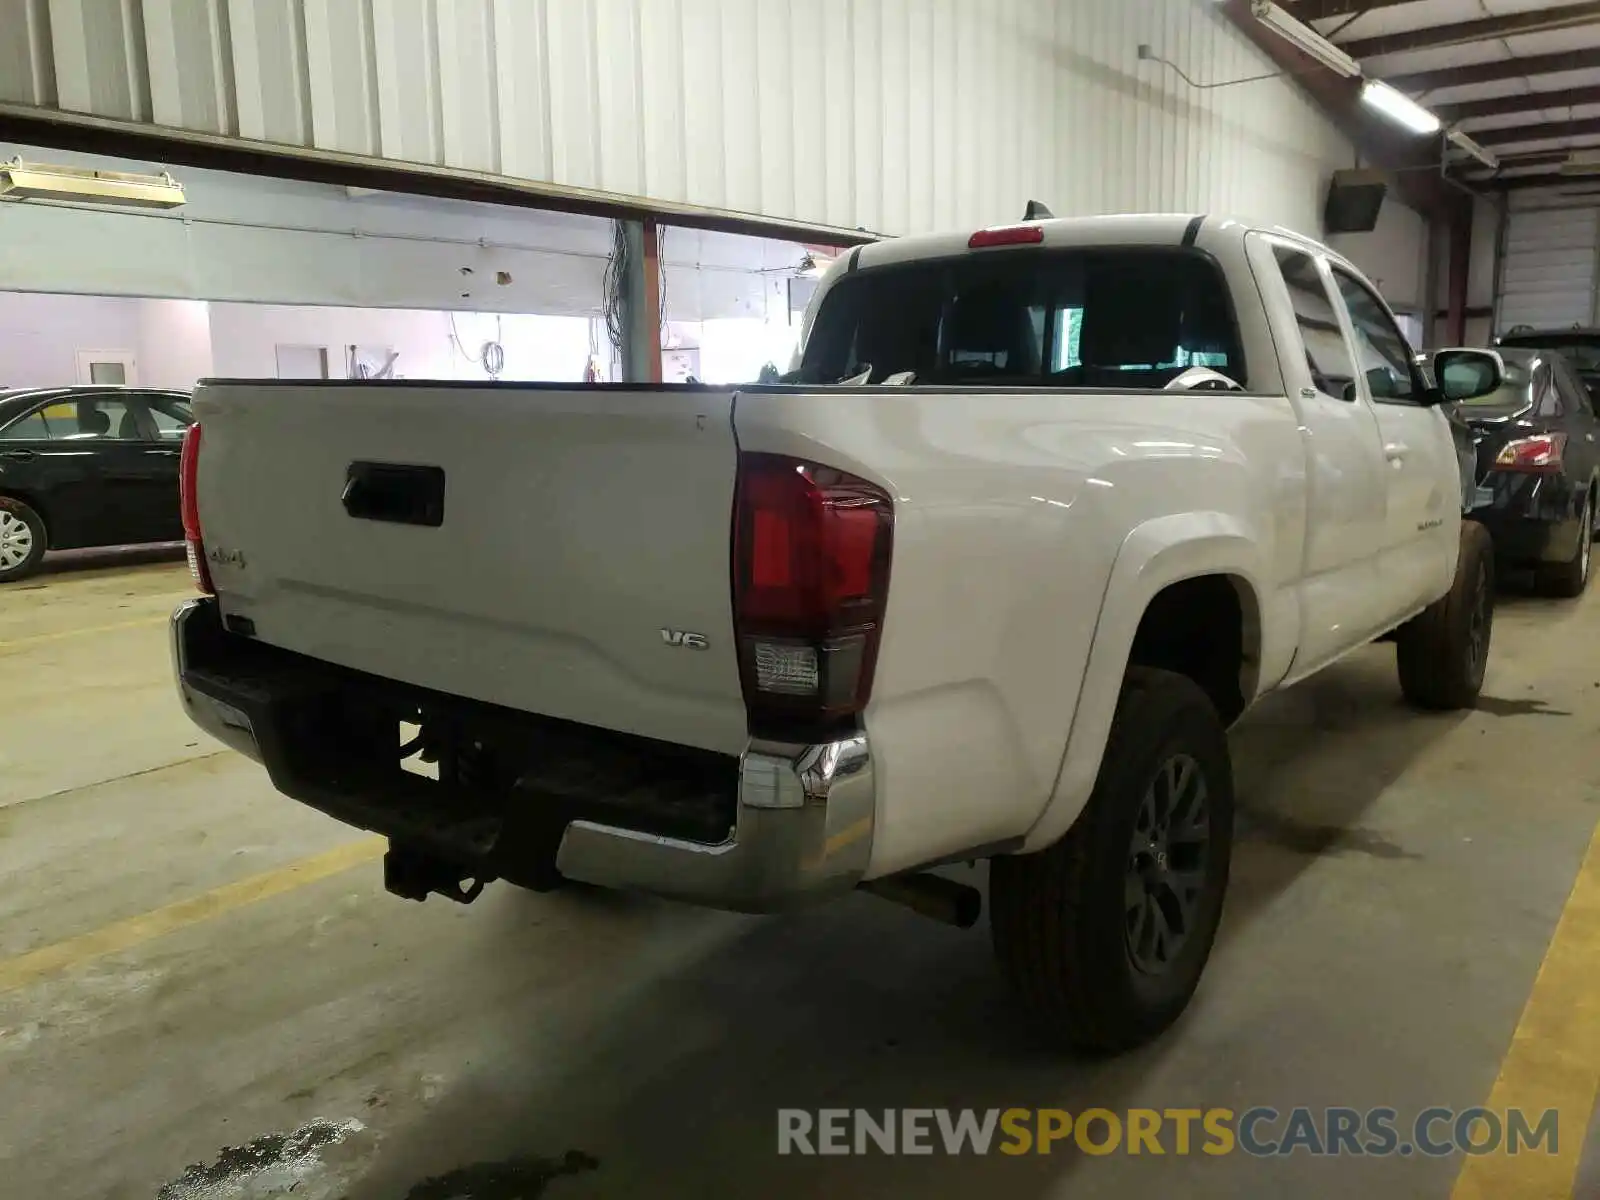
1537 492 1593 598
989 667 1233 1054
1397 520 1494 709
0 498 46 583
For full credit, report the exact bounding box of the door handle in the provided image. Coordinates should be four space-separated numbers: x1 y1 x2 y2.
144 448 180 457
1384 443 1408 464
0 449 35 462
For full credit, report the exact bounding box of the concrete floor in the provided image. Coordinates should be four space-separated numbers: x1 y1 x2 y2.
2 552 1599 1199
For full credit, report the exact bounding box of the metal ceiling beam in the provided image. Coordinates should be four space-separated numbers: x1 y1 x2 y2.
0 102 879 248
1389 50 1600 94
1220 0 1464 218
1474 115 1600 147
1437 85 1600 122
1283 0 1417 20
1340 2 1600 59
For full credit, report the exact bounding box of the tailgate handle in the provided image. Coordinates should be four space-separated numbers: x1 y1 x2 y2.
342 462 446 527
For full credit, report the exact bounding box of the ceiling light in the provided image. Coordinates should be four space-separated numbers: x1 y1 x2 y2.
1447 128 1499 171
1251 1 1361 78
1361 80 1441 135
0 158 186 208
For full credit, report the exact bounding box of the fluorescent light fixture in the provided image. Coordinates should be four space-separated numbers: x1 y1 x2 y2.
0 157 186 209
1447 128 1499 171
1251 0 1361 78
1361 80 1441 135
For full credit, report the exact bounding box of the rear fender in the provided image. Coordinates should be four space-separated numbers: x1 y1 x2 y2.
1018 512 1272 853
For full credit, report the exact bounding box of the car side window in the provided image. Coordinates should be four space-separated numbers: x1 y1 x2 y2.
1553 362 1591 419
42 396 142 441
145 396 193 441
1272 247 1358 401
1329 269 1419 404
0 409 55 441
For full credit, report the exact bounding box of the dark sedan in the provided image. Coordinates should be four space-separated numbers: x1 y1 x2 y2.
1430 348 1600 597
1497 327 1600 402
0 386 193 582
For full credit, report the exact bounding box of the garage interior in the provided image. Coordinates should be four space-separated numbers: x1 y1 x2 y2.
4 1 1600 1198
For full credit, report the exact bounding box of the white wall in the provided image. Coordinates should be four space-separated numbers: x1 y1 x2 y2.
0 141 804 324
207 303 597 382
0 292 144 389
137 299 214 388
3 0 1355 238
1330 199 1430 313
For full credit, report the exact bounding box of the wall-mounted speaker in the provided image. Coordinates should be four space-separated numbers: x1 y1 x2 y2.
1325 168 1388 234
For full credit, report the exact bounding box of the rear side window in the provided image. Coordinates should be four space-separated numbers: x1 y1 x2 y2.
798 249 1245 388
0 409 54 440
1273 247 1357 401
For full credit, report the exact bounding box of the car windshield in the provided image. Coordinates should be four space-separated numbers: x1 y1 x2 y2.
797 248 1245 388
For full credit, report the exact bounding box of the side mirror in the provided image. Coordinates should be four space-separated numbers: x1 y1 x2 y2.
1429 348 1504 405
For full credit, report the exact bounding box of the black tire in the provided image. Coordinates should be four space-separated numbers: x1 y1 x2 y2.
0 497 46 583
990 667 1233 1054
1536 491 1593 599
1396 519 1494 710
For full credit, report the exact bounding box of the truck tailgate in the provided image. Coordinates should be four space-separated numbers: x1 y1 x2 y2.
191 382 747 756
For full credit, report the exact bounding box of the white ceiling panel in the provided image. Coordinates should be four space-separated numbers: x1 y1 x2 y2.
1485 0 1599 13
1505 25 1600 56
1365 41 1509 78
1314 0 1473 40
1461 108 1555 131
1427 77 1532 104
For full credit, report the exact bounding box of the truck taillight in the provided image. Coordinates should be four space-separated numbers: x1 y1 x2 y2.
733 453 893 728
179 422 214 595
1494 433 1565 472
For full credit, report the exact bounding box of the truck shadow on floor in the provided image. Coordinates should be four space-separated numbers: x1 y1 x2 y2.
333 643 1537 1200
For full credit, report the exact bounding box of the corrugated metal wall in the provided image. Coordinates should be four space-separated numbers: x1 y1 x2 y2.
1498 197 1599 334
0 0 1352 236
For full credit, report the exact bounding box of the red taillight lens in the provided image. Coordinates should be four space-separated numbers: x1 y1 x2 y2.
968 224 1045 249
179 422 214 594
734 453 894 724
1493 433 1565 472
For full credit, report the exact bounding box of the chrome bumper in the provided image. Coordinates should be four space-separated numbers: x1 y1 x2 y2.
171 598 875 912
555 736 875 910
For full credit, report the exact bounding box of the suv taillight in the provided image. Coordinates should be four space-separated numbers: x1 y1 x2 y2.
179 422 214 594
733 453 894 728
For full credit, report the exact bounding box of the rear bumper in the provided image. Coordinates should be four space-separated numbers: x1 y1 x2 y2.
171 598 875 912
1472 472 1586 566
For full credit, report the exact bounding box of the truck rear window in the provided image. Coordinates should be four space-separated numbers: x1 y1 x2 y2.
798 248 1245 389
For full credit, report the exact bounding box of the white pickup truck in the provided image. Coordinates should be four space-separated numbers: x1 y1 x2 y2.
171 213 1504 1053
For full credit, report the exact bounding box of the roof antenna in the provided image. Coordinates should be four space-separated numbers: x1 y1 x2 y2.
1024 200 1055 221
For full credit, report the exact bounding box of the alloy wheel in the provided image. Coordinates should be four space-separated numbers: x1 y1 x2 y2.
1125 753 1211 976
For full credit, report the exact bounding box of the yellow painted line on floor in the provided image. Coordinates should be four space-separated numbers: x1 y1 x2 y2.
0 836 385 997
0 614 168 653
1451 817 1600 1200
